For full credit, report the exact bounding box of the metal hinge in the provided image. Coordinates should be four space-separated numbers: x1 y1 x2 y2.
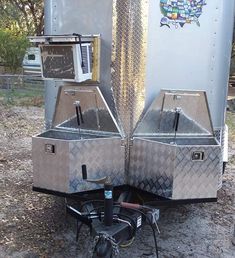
121 138 133 147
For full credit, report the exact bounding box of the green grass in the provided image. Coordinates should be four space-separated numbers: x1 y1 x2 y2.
226 112 235 141
0 85 44 107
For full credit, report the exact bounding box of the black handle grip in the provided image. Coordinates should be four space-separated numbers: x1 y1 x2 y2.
173 111 180 132
175 112 180 132
75 106 80 126
79 106 84 124
82 165 87 180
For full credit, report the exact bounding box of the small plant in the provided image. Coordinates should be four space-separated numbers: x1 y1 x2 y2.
226 112 235 142
0 28 30 73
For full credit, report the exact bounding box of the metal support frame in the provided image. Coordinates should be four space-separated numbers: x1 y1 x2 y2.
65 189 141 257
32 185 217 207
33 181 217 258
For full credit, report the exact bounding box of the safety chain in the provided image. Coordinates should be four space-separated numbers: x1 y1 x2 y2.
92 233 119 257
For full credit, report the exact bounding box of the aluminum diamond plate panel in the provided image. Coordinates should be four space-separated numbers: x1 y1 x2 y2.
111 0 149 179
173 146 221 199
129 138 175 198
129 138 221 199
69 138 125 192
112 0 149 136
214 129 222 143
33 136 125 193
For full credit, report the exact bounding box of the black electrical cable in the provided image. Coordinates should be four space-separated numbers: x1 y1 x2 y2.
76 219 83 241
113 205 159 258
80 200 120 212
80 200 104 212
86 206 137 239
83 206 136 237
86 205 104 220
113 212 137 239
83 202 119 215
87 205 159 258
82 204 136 232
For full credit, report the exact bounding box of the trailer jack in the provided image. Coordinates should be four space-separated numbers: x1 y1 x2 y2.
66 186 160 257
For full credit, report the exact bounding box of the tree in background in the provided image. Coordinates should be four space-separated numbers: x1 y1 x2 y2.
0 0 44 35
0 29 30 73
0 1 44 73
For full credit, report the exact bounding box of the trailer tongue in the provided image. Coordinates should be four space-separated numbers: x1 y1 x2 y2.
30 0 234 256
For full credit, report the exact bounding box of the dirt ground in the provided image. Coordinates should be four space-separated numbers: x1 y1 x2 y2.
0 104 234 258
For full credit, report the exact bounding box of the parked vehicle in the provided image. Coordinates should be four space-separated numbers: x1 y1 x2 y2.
22 47 41 76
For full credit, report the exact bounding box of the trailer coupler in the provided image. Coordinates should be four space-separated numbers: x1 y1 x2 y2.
66 166 160 257
66 201 159 257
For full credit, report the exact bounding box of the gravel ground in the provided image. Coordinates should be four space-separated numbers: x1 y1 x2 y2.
0 104 234 258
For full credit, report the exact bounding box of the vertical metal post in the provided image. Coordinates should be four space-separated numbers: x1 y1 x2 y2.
44 0 53 34
6 77 12 103
44 0 58 129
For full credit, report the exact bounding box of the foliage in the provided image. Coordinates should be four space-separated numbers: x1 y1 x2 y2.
0 29 30 73
0 0 44 35
230 43 235 76
226 112 235 142
0 1 44 73
0 88 44 106
0 75 44 106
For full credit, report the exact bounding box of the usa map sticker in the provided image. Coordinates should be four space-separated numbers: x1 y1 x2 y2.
160 0 207 28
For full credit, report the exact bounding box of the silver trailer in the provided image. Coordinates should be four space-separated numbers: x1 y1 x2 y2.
31 0 234 256
33 0 234 199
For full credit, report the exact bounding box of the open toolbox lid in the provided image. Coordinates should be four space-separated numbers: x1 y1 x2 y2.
52 85 122 136
134 90 214 137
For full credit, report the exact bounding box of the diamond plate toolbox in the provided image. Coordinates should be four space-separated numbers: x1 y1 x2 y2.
32 85 125 193
129 138 221 199
33 136 125 193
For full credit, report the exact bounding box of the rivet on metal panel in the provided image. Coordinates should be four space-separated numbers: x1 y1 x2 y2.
52 0 57 33
209 1 220 90
120 138 133 147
